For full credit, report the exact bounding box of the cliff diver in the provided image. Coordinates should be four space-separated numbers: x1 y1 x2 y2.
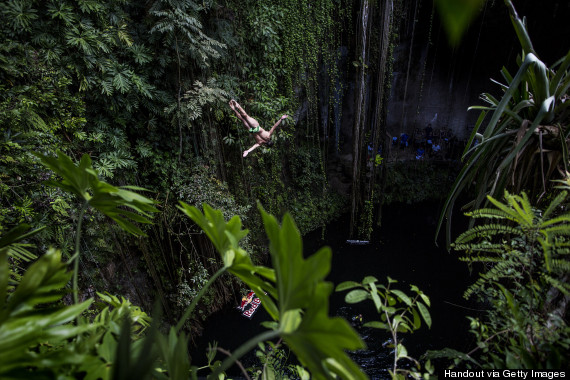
229 99 288 157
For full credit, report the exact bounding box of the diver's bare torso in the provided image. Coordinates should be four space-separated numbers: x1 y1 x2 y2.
229 99 288 157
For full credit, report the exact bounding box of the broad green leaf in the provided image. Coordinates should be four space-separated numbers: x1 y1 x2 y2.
36 151 158 237
396 343 408 359
262 365 277 380
345 289 369 304
283 284 366 380
396 322 412 333
505 0 535 56
0 248 94 375
362 276 377 285
0 224 45 249
260 206 331 314
369 282 382 312
417 302 431 329
98 331 116 363
261 321 278 330
390 289 412 306
412 307 421 330
363 321 388 330
280 309 302 333
335 281 360 292
420 293 431 307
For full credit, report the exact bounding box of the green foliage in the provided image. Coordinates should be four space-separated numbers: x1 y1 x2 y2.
336 277 434 379
35 150 159 307
181 202 368 379
434 190 570 369
176 162 250 222
239 145 346 237
383 161 457 204
1 158 207 379
438 0 570 247
0 0 385 376
0 247 93 377
36 151 159 237
454 190 570 299
0 237 157 379
150 0 225 68
0 224 43 263
250 342 302 380
2 181 369 378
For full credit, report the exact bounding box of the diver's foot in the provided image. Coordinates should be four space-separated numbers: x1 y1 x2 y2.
234 101 247 116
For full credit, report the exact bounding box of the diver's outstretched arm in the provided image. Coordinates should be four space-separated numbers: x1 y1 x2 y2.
267 115 288 137
243 143 261 157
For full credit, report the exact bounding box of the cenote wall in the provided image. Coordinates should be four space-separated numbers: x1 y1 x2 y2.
335 0 570 153
387 0 570 141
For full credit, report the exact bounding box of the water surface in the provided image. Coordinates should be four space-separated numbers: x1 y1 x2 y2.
190 201 476 378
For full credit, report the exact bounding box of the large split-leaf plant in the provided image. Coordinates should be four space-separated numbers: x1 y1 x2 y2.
437 0 570 248
34 151 159 304
179 202 368 379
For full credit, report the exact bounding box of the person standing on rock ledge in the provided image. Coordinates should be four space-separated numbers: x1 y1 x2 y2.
229 99 288 157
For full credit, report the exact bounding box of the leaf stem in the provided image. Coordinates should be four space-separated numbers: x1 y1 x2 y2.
72 201 89 305
175 266 226 333
216 347 251 380
209 329 281 379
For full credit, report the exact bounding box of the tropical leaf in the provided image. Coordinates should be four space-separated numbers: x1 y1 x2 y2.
0 224 45 262
182 203 366 379
35 151 159 237
0 248 93 376
437 2 570 247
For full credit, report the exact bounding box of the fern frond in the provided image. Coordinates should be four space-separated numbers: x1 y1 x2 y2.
131 74 154 99
548 259 570 274
23 109 48 131
454 243 506 255
454 223 522 244
542 273 570 295
101 79 114 96
514 192 534 225
540 214 570 229
464 260 522 299
93 157 116 178
487 192 533 226
542 191 567 219
467 207 517 221
5 243 37 262
542 225 570 237
130 44 152 65
112 70 131 93
458 255 503 263
77 0 103 14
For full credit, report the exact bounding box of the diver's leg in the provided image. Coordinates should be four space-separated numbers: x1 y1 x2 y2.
230 100 255 130
233 101 259 128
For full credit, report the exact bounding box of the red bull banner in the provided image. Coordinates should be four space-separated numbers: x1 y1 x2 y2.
237 291 262 319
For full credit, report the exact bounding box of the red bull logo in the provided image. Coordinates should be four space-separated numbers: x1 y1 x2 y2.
237 291 261 319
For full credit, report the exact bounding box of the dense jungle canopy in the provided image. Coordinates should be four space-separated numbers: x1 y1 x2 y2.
1 0 570 378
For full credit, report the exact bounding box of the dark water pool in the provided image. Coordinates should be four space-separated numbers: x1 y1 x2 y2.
190 201 477 378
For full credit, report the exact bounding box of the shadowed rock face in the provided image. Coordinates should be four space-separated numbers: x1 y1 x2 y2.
386 0 569 144
330 0 569 159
